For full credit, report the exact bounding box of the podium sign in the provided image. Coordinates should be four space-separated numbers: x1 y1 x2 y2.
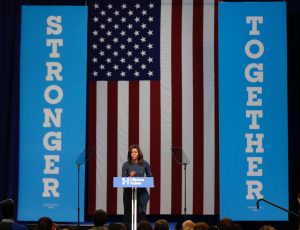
113 177 154 188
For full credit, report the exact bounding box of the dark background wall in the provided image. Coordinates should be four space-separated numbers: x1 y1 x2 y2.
1 0 300 229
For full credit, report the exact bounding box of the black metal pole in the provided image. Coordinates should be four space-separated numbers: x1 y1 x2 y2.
77 164 80 230
257 198 300 219
183 163 187 219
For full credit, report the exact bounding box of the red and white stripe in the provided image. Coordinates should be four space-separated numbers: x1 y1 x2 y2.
87 0 218 215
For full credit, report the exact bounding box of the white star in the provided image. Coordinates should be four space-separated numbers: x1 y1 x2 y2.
120 31 126 36
106 58 111 63
140 50 146 56
92 70 98 76
106 71 112 77
148 71 153 76
99 51 105 56
148 16 154 22
134 30 139 36
142 10 147 16
147 30 153 36
134 57 139 63
106 30 112 36
121 4 127 9
120 58 126 63
141 64 146 69
134 17 140 23
100 10 106 16
147 43 153 49
100 64 105 70
141 24 147 29
127 37 132 43
93 17 99 22
92 44 98 49
93 3 99 9
113 24 119 29
135 3 140 9
113 65 119 70
106 44 111 50
121 17 126 23
113 37 119 43
134 71 140 77
127 51 132 56
128 10 133 16
127 64 133 70
99 37 105 43
147 57 153 63
93 30 98 36
120 44 126 50
92 57 98 63
107 17 112 23
107 4 113 9
114 10 119 16
149 3 154 9
134 44 139 50
120 71 126 77
113 51 119 56
140 37 146 42
127 24 133 29
100 24 105 29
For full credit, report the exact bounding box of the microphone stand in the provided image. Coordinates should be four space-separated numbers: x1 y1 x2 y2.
77 163 81 230
183 162 187 219
75 147 95 230
257 198 300 219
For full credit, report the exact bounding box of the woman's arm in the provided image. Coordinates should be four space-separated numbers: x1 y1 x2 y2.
122 162 127 177
144 161 153 177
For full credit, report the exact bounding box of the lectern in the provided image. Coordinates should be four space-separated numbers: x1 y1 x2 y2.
113 177 154 230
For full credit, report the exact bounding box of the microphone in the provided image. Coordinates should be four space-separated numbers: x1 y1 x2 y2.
256 198 263 209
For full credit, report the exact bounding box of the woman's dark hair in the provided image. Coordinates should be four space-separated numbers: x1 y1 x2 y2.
127 144 144 165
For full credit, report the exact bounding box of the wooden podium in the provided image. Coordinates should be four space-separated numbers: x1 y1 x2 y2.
113 177 154 230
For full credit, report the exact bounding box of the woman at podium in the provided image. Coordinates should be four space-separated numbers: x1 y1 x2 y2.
122 144 152 227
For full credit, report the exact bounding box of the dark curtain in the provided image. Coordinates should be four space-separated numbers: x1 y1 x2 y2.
288 1 300 229
0 0 21 207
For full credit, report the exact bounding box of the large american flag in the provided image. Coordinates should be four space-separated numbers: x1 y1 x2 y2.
87 0 219 215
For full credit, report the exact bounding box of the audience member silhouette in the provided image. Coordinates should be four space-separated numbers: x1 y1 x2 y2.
89 209 108 230
35 217 58 230
194 221 209 230
154 219 169 230
0 199 27 230
137 220 152 230
108 224 126 230
182 220 195 230
258 225 276 230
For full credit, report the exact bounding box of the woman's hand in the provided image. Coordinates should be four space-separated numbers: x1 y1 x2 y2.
129 170 136 177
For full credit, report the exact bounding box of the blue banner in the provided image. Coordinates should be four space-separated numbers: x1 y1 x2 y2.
18 6 87 222
219 2 288 221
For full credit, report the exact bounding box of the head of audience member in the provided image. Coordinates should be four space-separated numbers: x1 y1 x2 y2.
218 218 236 230
93 209 107 227
137 220 152 230
194 221 209 230
108 224 126 230
154 219 169 230
259 225 276 230
182 220 195 230
0 223 12 230
0 199 15 219
36 217 58 230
